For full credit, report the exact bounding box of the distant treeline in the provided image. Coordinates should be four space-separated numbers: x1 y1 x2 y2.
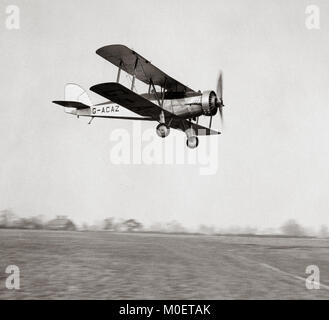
0 210 143 232
0 210 328 238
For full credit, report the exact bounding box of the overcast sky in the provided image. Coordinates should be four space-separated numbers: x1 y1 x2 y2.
0 0 328 230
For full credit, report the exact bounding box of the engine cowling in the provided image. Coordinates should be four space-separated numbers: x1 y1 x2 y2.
170 90 219 118
201 90 218 116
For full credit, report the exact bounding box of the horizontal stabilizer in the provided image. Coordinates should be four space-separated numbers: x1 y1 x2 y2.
52 101 90 109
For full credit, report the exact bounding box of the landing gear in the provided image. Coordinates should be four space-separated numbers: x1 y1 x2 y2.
185 127 199 149
156 123 170 138
186 136 199 149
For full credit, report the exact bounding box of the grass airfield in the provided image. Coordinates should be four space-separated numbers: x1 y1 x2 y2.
1 229 328 299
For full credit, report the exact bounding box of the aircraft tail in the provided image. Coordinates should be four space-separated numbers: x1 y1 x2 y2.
53 83 92 112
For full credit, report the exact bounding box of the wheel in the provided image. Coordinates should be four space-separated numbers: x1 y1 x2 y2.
156 124 170 138
186 136 199 149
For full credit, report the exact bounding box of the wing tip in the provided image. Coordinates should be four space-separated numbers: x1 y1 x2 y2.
52 100 65 106
96 44 129 56
90 82 120 93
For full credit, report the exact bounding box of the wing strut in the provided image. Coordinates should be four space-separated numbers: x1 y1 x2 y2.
149 77 168 124
149 78 161 107
209 116 213 129
131 57 139 91
116 60 123 83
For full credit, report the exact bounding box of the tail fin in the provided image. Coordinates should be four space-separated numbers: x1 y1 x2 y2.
64 83 92 106
53 83 92 112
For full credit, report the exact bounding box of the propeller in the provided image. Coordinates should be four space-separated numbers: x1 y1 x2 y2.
216 71 224 125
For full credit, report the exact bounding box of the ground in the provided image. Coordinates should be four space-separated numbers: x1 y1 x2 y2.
0 229 329 299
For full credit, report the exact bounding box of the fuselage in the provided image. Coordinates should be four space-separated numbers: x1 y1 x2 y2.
74 93 212 120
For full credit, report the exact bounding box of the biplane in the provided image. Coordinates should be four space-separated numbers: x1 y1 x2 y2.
53 44 225 148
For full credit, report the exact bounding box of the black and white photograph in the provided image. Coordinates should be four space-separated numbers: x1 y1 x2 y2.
0 0 329 307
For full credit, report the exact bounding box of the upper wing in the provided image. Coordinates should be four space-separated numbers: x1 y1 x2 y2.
96 44 195 94
90 82 173 120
